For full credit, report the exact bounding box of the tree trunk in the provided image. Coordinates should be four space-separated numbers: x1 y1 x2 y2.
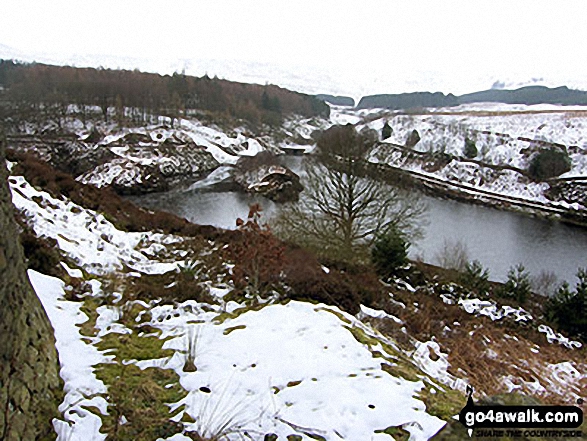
0 135 63 440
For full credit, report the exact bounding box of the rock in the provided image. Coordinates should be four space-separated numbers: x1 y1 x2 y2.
382 121 393 140
83 127 104 143
547 180 587 209
77 138 219 195
120 132 153 144
51 140 116 177
233 152 303 202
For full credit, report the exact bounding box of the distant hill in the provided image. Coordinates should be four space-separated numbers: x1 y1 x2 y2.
357 85 587 109
357 91 459 109
315 94 355 107
459 85 587 106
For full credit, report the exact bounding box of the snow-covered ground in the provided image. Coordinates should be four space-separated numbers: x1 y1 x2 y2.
325 104 587 212
150 301 446 440
9 150 587 440
77 119 280 191
10 168 449 440
8 101 587 440
10 174 185 275
30 270 110 441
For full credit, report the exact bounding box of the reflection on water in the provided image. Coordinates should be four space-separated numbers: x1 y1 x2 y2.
130 188 277 230
130 156 587 284
415 197 587 283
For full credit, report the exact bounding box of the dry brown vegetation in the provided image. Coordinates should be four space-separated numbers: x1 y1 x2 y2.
365 262 586 408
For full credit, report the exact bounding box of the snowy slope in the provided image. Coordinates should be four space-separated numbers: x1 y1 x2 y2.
11 167 448 440
148 301 446 440
333 104 587 211
11 152 586 440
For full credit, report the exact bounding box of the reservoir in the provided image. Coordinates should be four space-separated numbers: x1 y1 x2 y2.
130 157 587 287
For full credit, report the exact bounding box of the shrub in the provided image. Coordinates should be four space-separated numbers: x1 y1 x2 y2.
528 147 571 181
18 227 62 276
371 229 409 280
460 260 490 296
546 268 587 341
463 137 478 158
282 246 385 314
531 270 559 297
381 122 393 140
229 204 285 299
498 264 531 304
435 239 469 272
405 129 421 148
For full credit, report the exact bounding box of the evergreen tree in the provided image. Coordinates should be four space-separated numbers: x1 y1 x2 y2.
381 121 392 140
547 269 587 341
499 264 531 303
371 227 410 279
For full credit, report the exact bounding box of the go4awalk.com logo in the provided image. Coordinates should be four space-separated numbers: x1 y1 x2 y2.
458 387 584 438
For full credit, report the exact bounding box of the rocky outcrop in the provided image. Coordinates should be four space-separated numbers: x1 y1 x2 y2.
0 137 63 440
233 152 303 202
9 130 221 195
547 179 587 208
405 129 421 148
78 139 220 194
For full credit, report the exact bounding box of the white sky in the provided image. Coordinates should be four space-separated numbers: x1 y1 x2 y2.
1 0 586 99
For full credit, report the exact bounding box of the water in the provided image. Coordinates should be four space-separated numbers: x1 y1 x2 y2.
129 167 276 229
130 157 587 285
414 196 587 284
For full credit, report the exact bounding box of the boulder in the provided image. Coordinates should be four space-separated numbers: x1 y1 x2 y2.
233 152 303 202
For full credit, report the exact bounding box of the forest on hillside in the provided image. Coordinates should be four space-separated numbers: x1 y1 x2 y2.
0 60 329 129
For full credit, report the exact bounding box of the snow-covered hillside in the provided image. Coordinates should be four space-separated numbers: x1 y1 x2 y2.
12 169 448 440
9 143 586 440
329 104 587 215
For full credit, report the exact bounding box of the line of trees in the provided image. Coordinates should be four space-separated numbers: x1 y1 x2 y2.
0 59 329 128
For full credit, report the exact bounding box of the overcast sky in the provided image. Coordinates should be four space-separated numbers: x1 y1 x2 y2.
1 0 586 98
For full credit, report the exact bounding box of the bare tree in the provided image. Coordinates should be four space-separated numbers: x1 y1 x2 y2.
434 238 470 272
273 124 427 263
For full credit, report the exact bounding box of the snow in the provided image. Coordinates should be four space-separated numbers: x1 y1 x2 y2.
178 119 257 164
15 165 449 439
537 324 582 349
186 166 233 190
412 340 468 393
9 175 185 275
359 305 402 324
60 262 83 278
351 103 587 211
29 270 108 441
32 265 448 441
80 157 146 188
10 102 587 439
458 298 532 322
148 301 446 440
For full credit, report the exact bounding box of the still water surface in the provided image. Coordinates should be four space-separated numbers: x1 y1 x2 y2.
130 158 587 285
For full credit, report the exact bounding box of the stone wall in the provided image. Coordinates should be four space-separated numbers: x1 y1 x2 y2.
0 136 63 440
